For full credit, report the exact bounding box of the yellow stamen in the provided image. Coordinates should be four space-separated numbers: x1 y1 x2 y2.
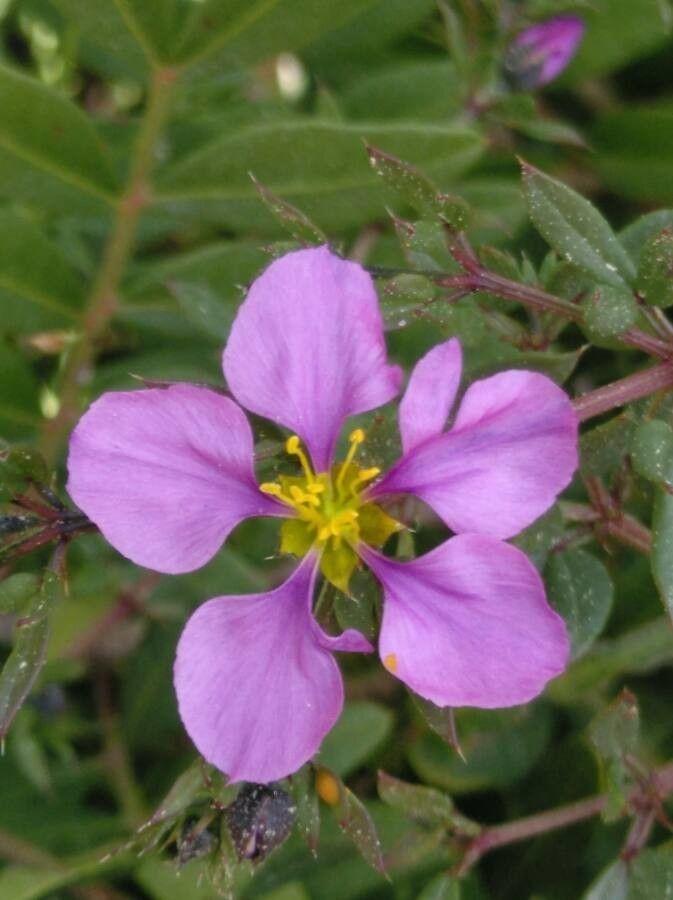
289 485 320 507
285 434 315 484
336 428 366 493
349 466 381 496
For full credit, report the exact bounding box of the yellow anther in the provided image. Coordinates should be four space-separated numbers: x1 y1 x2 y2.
349 467 381 496
289 485 320 507
307 483 325 494
285 434 315 484
349 428 365 445
285 435 301 454
318 524 332 541
259 482 283 498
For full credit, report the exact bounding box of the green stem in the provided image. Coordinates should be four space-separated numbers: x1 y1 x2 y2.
39 65 180 465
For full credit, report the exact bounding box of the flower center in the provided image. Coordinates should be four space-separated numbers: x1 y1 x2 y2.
260 431 400 592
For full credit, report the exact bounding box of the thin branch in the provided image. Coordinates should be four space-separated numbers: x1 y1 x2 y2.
573 361 673 422
457 760 673 875
39 65 180 465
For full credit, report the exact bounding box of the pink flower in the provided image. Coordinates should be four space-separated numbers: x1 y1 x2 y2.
67 246 577 783
506 15 585 89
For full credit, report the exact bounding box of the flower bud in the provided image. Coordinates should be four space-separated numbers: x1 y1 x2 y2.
225 783 295 861
505 15 585 89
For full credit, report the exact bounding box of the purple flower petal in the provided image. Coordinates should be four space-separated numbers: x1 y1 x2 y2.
508 15 585 88
174 558 371 783
399 338 462 454
223 246 402 471
67 384 281 574
362 535 569 708
373 369 577 539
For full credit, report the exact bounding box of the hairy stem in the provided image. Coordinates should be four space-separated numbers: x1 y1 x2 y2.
573 361 673 421
457 760 673 874
39 66 180 465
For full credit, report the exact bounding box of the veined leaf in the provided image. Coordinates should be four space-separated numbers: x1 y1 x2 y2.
522 162 635 288
173 0 382 67
0 63 118 211
154 119 483 233
0 212 85 334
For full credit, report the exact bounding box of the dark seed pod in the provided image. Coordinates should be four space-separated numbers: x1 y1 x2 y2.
225 783 295 862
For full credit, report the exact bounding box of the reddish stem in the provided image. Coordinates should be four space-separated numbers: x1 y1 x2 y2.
457 760 673 875
573 361 673 421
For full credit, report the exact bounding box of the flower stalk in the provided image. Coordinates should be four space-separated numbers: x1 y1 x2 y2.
39 65 180 465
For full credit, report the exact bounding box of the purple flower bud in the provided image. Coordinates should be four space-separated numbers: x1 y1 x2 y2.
505 15 585 89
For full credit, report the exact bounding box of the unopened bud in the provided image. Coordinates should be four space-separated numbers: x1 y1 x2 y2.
505 15 585 90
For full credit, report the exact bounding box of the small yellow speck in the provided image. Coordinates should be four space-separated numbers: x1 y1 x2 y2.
315 767 340 806
383 653 398 673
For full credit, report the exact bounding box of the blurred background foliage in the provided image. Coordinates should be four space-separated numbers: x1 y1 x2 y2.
2 0 673 897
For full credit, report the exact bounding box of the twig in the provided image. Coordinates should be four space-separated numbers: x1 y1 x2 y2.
39 65 180 465
573 361 673 422
456 760 673 875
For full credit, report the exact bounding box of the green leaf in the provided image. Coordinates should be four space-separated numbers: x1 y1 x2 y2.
637 228 673 308
343 60 462 121
418 873 462 900
366 144 470 227
631 419 673 486
0 574 40 615
546 549 614 659
550 617 673 703
290 764 320 854
589 689 640 821
408 706 552 793
581 410 638 480
318 701 393 777
565 0 670 81
583 860 629 900
154 120 483 234
621 210 673 262
337 784 386 874
521 161 635 288
172 0 382 66
593 103 673 206
0 63 118 211
652 489 673 620
513 506 565 571
252 177 328 245
0 847 133 900
0 212 85 333
0 571 62 740
628 846 673 899
148 759 208 826
0 346 41 439
377 772 477 836
582 286 638 343
54 0 151 78
167 281 235 341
